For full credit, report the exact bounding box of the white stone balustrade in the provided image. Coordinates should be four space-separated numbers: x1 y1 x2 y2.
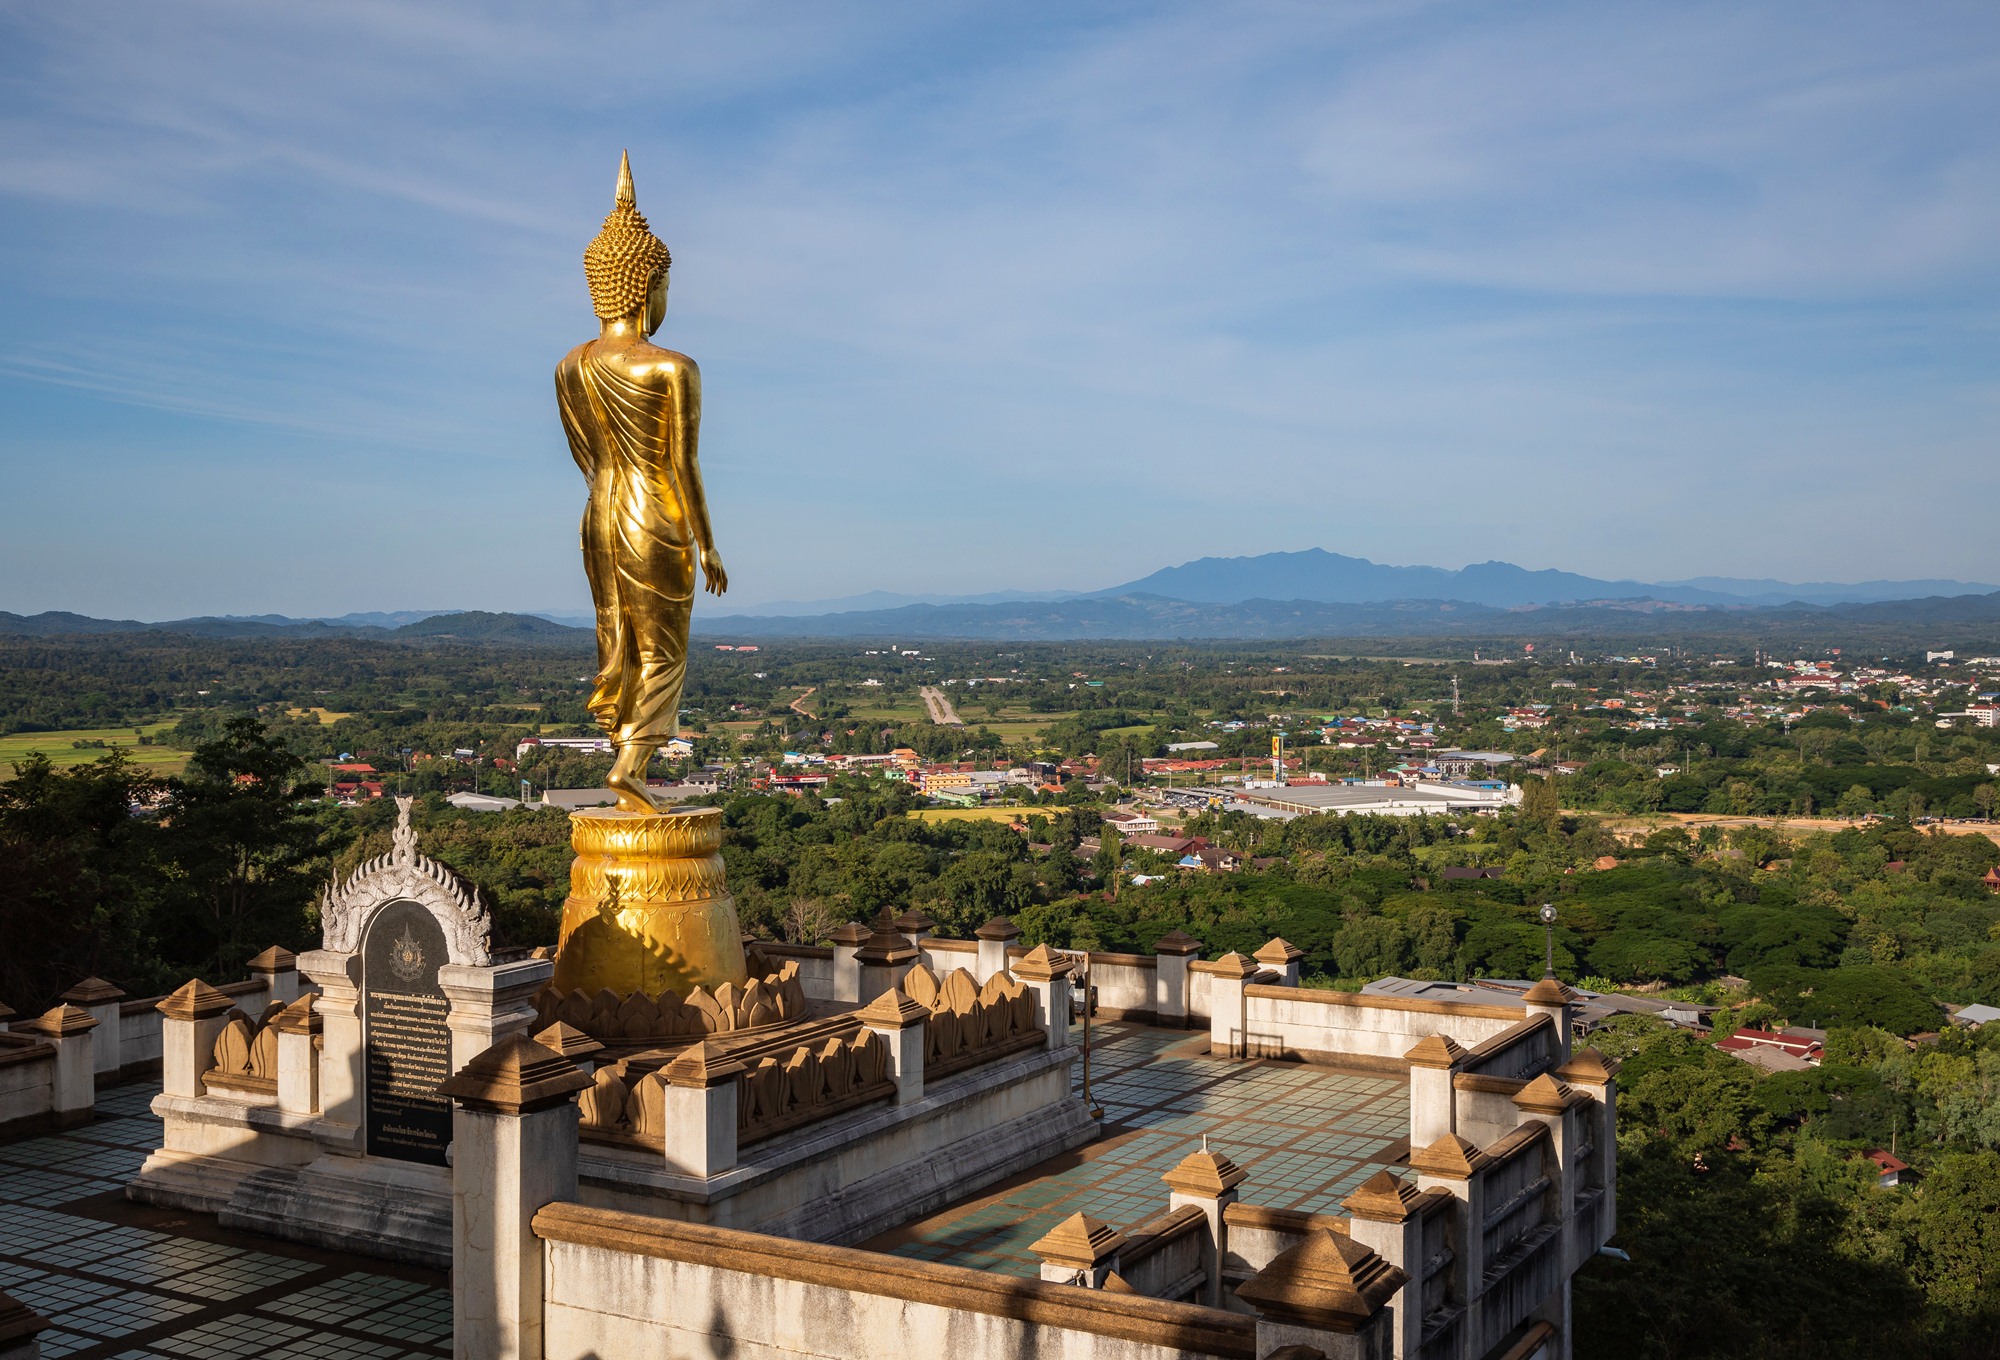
441 1033 591 1360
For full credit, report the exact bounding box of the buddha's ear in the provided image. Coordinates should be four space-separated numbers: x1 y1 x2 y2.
644 269 669 336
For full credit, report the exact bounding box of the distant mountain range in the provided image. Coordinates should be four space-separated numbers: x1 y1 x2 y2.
6 550 1997 644
692 591 2000 642
1098 551 1999 610
725 550 2000 615
0 609 591 643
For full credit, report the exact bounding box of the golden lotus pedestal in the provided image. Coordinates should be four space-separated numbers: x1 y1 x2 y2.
550 805 748 998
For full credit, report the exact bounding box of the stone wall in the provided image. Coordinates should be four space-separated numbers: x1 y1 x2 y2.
1117 1204 1209 1303
0 1035 57 1136
576 1045 1092 1245
1237 986 1526 1065
1086 953 1156 1019
1219 1203 1350 1298
533 1202 1259 1360
755 943 836 999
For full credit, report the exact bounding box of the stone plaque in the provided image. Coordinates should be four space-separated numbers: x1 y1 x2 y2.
362 899 452 1165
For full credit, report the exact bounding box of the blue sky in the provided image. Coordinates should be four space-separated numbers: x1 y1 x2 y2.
1 1 1996 619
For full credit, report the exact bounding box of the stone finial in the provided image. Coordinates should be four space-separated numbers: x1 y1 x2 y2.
1408 1132 1492 1180
60 976 126 1005
438 1035 592 1115
974 917 1022 941
1403 1034 1467 1070
247 946 298 971
1254 938 1305 968
1521 977 1575 1006
856 989 930 1029
1029 1212 1126 1269
855 920 920 966
157 979 235 1021
1152 928 1202 957
1210 951 1260 980
827 922 871 947
273 995 321 1035
1511 1073 1581 1114
1011 943 1073 980
1342 1169 1424 1223
535 1021 605 1061
1101 1271 1139 1295
663 1039 747 1089
1235 1229 1409 1333
1555 1047 1622 1083
892 908 936 934
1163 1139 1249 1197
26 1004 98 1037
0 1002 15 1023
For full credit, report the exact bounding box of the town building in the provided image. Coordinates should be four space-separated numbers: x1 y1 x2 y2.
516 735 613 761
1225 781 1519 818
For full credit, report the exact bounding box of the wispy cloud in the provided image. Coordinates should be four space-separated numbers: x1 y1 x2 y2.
0 0 1996 616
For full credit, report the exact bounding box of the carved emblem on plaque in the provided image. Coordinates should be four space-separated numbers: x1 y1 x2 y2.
390 924 427 983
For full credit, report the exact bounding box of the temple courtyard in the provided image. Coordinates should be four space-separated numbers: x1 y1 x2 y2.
0 1084 450 1359
1 1020 1410 1354
869 1020 1411 1274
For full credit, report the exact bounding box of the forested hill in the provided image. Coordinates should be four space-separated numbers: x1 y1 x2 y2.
0 610 589 644
11 590 2000 645
693 590 2000 644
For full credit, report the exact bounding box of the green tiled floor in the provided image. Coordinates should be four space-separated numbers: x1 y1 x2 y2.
871 1021 1410 1277
0 1082 449 1360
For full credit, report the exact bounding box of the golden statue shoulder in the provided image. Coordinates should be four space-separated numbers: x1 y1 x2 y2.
560 339 697 392
620 342 699 386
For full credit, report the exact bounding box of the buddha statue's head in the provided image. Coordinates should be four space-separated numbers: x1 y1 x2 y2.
584 150 672 335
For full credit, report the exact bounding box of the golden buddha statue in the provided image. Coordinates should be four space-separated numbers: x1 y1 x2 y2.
548 152 746 1000
557 150 727 815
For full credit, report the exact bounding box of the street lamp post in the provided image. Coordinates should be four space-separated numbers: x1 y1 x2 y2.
1539 902 1558 979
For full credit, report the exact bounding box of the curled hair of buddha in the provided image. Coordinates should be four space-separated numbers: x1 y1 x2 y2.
584 150 672 321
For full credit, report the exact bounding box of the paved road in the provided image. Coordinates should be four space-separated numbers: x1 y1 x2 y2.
919 685 963 726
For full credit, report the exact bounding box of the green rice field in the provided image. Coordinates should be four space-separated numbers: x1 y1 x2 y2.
0 722 187 778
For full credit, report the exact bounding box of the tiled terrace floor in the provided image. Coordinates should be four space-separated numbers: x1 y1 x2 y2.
1 1024 1409 1349
0 1083 450 1360
867 1020 1411 1276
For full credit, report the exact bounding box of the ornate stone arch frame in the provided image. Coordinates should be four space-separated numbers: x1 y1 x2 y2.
319 797 492 966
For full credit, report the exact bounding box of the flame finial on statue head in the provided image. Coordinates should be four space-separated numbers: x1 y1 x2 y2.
583 149 671 321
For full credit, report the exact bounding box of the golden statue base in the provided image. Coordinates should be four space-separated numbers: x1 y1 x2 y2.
550 805 748 998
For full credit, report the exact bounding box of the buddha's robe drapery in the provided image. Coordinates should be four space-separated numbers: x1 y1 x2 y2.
555 341 705 747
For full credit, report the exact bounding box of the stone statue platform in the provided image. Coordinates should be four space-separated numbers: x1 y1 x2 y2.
127 802 1094 1265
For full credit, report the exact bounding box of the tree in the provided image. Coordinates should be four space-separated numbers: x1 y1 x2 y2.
1837 784 1876 818
1332 916 1408 978
782 896 841 946
0 751 163 1007
1908 1151 2000 1317
153 717 329 980
1752 964 1941 1037
1519 777 1560 833
1094 830 1122 899
1627 1061 1758 1156
1406 900 1459 976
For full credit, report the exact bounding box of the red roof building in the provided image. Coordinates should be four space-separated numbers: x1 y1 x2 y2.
1864 1149 1910 1187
